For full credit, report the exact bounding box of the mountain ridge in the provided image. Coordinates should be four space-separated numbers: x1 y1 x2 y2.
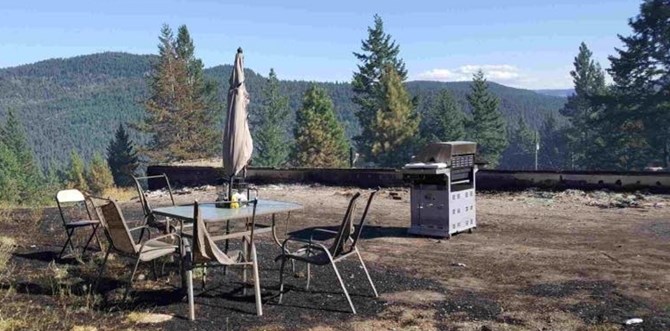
0 52 567 169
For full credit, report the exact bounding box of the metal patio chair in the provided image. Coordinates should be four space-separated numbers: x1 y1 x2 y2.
56 189 101 259
184 199 262 320
276 189 379 314
91 198 181 301
133 174 187 234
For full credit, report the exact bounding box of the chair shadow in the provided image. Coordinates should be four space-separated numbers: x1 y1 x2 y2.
264 285 363 314
287 225 413 241
13 250 84 265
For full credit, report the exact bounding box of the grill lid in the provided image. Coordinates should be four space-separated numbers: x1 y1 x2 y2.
413 141 477 164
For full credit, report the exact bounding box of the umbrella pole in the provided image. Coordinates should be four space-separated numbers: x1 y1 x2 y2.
228 176 234 202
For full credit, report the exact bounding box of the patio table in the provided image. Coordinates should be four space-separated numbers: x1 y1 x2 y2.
152 199 303 247
154 199 302 318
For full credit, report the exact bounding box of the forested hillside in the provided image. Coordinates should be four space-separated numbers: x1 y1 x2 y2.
0 52 566 170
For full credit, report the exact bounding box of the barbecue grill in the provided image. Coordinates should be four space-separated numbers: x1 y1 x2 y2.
401 141 478 238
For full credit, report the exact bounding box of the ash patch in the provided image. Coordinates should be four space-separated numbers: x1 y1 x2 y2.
639 221 670 240
144 241 445 330
437 291 502 321
523 280 614 298
570 292 670 331
522 280 670 330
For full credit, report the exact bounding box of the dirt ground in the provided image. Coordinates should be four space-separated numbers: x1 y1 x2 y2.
1 185 669 330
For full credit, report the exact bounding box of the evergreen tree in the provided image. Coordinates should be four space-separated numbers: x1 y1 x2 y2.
561 43 608 170
45 160 63 190
352 14 408 163
608 0 670 169
87 153 114 195
0 110 42 202
538 113 568 170
465 70 507 168
420 89 466 142
139 24 219 162
0 141 22 204
252 69 290 167
500 117 536 170
292 86 349 168
370 66 419 167
107 123 139 187
66 150 88 192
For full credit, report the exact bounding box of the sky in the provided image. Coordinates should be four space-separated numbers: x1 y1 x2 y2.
0 0 641 89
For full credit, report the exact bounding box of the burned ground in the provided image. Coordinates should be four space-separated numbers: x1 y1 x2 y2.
1 186 669 330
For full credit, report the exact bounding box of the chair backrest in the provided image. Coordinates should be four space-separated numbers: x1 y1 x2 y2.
350 189 379 249
133 174 175 223
192 200 258 265
94 199 137 255
56 189 86 203
329 192 362 257
56 189 93 226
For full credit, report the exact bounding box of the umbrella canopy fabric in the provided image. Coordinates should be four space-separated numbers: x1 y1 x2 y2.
223 48 253 178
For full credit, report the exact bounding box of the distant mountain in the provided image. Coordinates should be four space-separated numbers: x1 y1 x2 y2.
535 89 574 98
0 52 567 169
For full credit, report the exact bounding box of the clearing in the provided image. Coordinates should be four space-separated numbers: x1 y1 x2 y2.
1 185 669 330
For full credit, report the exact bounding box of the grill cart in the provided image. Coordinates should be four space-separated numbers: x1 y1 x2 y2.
401 141 478 238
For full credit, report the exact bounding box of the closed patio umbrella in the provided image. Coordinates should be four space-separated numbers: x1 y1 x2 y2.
223 48 253 199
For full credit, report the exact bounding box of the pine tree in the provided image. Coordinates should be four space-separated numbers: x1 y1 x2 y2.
0 141 22 204
107 123 139 187
370 66 419 167
0 109 42 202
608 0 670 169
139 24 219 162
466 70 507 168
292 86 349 168
252 69 290 167
420 89 466 142
352 14 408 163
538 113 568 170
500 117 536 170
45 160 63 190
561 43 608 170
66 150 88 192
87 153 114 195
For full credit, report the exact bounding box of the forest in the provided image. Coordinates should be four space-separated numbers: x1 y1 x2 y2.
0 52 565 171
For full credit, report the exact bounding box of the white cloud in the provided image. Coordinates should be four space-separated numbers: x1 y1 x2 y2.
415 64 522 84
412 64 582 89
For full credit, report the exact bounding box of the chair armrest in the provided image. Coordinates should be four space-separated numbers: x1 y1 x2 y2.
149 232 181 243
313 228 337 234
280 237 330 256
129 225 150 232
129 225 152 240
138 232 181 254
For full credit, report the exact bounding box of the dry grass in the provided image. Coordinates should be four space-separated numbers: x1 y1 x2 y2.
101 187 138 202
126 312 173 324
0 209 13 225
0 291 64 331
0 236 16 280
